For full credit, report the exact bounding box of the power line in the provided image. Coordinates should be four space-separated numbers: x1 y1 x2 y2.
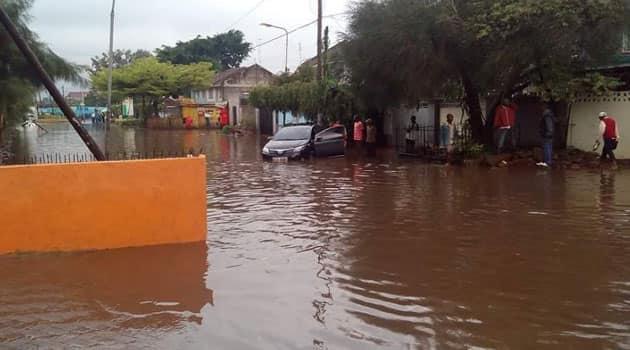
224 0 268 32
252 12 349 50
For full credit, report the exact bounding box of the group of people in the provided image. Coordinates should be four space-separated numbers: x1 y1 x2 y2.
495 97 620 168
351 116 378 157
330 101 621 167
404 114 459 157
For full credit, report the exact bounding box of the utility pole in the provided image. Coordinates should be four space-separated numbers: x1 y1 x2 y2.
317 0 323 81
106 0 116 123
298 43 302 65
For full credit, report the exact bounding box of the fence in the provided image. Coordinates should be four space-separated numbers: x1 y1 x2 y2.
396 124 477 160
3 148 205 166
395 126 436 156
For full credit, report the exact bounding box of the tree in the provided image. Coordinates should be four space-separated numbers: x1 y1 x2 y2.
83 90 107 106
250 77 354 123
344 0 629 142
0 0 79 128
156 30 251 70
88 49 152 74
91 57 213 118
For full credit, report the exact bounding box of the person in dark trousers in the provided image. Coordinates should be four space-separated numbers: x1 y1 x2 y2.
537 104 555 168
405 115 419 154
365 118 377 157
494 97 518 154
597 112 620 168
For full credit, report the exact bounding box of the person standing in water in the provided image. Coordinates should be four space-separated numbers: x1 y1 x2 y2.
537 103 555 168
405 115 419 153
597 112 620 169
365 118 377 157
353 115 365 148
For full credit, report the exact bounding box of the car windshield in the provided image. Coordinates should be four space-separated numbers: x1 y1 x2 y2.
274 127 311 141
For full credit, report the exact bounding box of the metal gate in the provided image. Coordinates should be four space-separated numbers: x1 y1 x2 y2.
259 108 273 135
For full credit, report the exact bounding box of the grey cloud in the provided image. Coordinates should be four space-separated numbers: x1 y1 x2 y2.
28 0 350 73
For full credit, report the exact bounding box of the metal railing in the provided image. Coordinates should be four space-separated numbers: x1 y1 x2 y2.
396 126 435 155
3 148 205 166
396 123 478 161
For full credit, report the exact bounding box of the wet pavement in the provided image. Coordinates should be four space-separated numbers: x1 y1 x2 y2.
1 122 630 349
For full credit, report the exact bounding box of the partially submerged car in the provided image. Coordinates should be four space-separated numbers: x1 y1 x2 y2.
262 125 346 161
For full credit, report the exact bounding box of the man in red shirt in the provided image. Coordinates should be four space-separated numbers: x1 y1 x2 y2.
353 115 365 147
598 112 620 167
494 97 518 154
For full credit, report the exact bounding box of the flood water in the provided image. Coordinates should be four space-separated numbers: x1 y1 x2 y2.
2 122 630 349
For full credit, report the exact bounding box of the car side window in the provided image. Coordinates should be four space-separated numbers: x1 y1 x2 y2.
317 126 345 140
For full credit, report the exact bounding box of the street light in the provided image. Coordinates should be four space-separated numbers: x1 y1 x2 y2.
260 22 289 73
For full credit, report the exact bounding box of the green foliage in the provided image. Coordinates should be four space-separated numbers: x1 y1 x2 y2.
455 143 486 159
221 125 234 134
156 30 251 71
88 49 152 75
250 78 355 122
83 90 107 106
0 0 80 127
113 118 143 127
345 0 630 140
91 57 214 102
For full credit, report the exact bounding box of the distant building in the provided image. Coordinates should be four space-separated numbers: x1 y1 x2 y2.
568 31 630 159
66 91 89 103
191 64 274 128
299 41 349 83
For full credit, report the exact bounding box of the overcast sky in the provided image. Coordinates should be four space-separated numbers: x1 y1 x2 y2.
29 0 351 76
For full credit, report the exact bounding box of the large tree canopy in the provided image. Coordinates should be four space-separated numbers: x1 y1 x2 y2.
345 0 630 141
0 0 79 127
88 49 152 74
156 30 251 71
91 57 213 117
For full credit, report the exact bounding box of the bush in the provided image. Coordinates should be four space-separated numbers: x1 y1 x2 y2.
114 118 143 127
221 125 234 134
455 143 485 159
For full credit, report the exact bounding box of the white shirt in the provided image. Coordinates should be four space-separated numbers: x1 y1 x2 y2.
406 122 419 141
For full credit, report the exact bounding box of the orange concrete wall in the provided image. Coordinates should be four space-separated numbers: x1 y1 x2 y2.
0 156 207 255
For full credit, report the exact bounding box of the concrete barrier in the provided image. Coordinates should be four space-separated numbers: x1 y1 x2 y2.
0 156 207 255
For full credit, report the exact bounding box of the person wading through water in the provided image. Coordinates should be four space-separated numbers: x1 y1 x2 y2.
365 118 377 157
595 112 620 169
353 115 365 149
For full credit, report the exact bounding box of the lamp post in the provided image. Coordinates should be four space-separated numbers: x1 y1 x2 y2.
107 0 116 123
260 23 289 73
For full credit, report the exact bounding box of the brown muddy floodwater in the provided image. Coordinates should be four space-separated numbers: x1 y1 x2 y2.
1 122 630 349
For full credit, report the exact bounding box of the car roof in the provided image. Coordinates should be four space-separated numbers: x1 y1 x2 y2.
279 125 313 130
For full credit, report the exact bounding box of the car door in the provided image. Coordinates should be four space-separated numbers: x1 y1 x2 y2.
314 126 346 157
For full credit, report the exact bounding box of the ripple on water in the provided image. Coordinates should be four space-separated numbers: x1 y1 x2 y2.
4 127 630 349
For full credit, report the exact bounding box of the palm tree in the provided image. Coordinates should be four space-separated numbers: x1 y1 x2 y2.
0 0 80 128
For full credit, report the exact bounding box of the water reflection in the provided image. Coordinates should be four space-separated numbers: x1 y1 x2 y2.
0 242 211 348
3 122 630 349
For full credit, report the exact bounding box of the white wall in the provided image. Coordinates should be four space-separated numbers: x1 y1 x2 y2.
384 103 436 145
568 92 630 159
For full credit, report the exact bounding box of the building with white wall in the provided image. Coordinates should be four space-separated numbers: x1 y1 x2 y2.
191 64 274 127
568 92 629 159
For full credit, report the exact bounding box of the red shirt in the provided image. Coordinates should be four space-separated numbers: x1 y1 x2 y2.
494 104 518 129
354 121 365 141
603 117 618 139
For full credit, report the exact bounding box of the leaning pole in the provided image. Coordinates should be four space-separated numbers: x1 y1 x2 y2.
0 5 106 161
